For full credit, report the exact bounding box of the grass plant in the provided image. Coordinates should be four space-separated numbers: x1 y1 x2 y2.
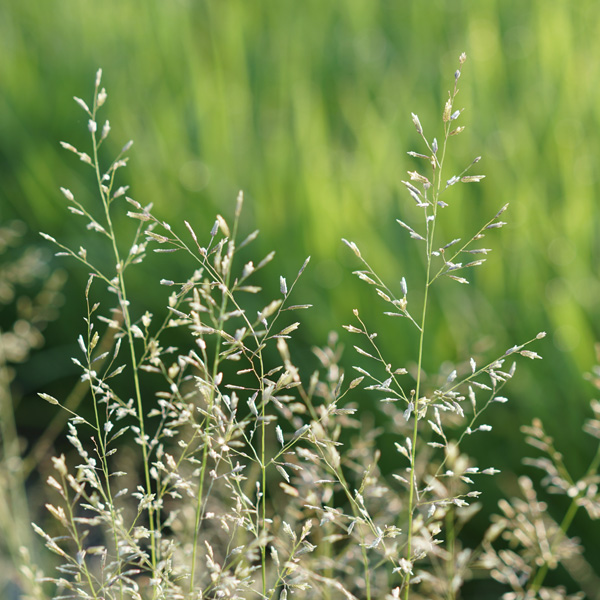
1 53 599 600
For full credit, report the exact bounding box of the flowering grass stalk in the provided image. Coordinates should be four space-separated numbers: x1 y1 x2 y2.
16 53 599 600
342 53 546 599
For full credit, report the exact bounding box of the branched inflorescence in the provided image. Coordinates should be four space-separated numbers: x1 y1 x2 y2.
342 53 547 600
29 55 600 600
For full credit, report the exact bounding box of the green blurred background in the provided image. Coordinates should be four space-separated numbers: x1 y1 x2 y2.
2 0 600 595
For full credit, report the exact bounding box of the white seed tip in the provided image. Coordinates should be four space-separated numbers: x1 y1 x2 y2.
60 187 74 202
97 88 107 107
411 112 423 135
38 392 59 405
73 96 90 113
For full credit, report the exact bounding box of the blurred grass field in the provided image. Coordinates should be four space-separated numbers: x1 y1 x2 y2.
2 0 600 591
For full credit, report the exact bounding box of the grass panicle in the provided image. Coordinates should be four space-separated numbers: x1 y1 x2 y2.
1 54 599 600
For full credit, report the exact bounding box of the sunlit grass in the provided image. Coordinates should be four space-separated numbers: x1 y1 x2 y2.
1 2 600 592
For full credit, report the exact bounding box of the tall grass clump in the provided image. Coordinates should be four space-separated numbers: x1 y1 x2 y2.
15 53 599 600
